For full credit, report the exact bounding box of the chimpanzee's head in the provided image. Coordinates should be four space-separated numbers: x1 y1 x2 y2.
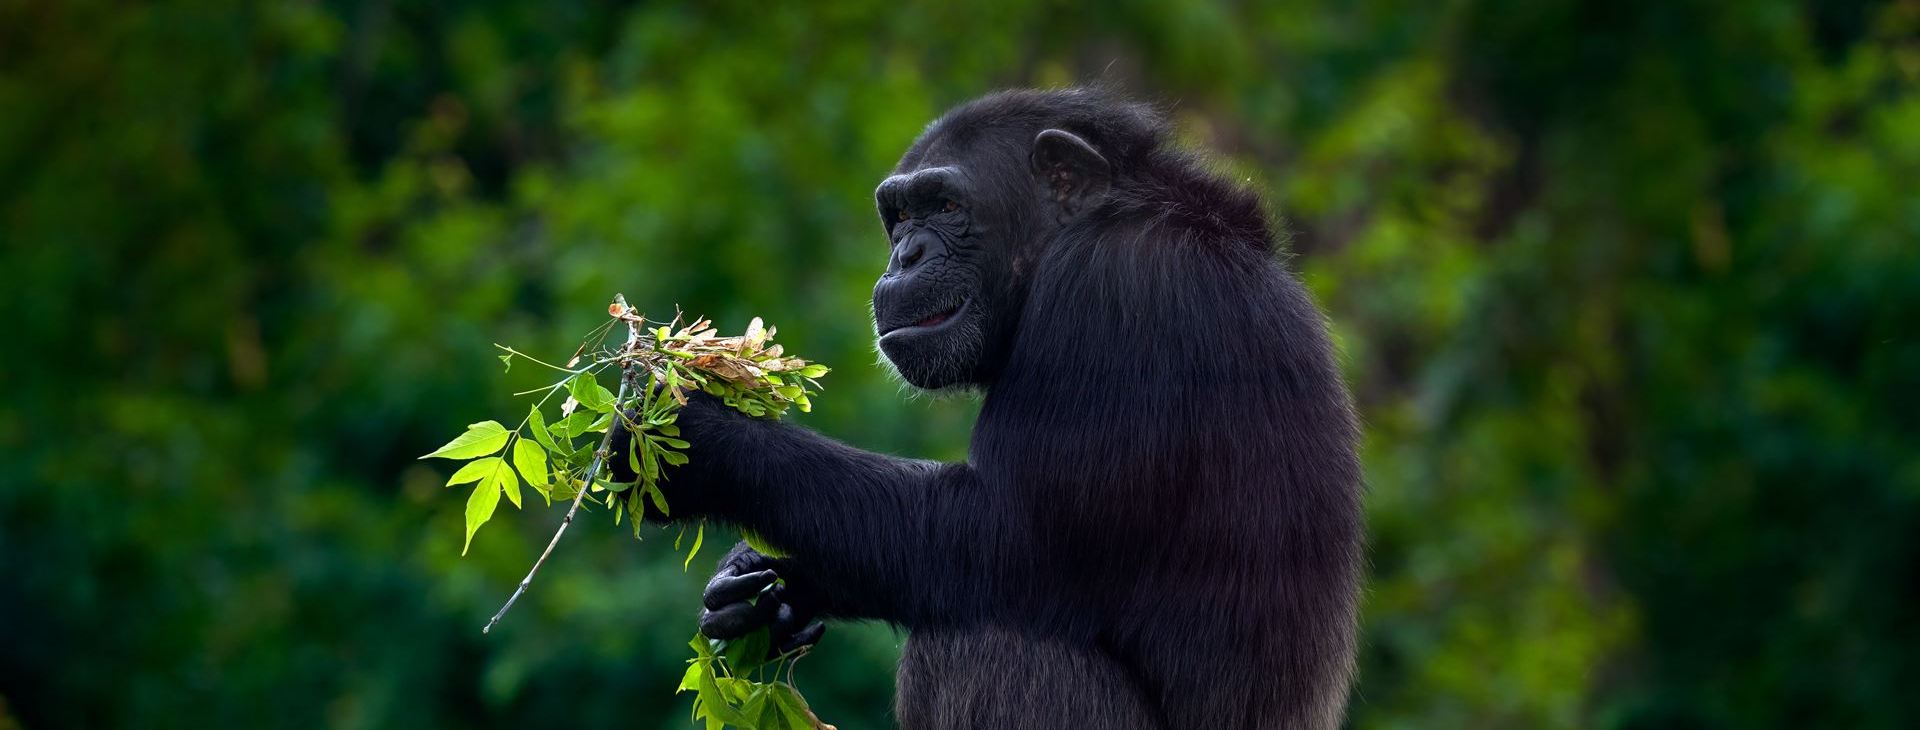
871 89 1161 390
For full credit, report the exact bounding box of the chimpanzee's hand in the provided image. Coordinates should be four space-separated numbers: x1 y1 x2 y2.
699 542 826 659
605 392 746 519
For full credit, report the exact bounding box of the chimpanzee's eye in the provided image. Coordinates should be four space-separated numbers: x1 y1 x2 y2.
945 200 961 212
897 209 910 222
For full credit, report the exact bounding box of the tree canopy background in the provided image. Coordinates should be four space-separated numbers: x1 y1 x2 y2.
2 1 1916 727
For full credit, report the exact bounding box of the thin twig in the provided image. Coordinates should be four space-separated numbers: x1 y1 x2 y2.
479 378 626 633
482 294 642 634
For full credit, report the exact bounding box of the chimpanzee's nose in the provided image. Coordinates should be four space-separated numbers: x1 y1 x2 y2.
890 228 935 274
892 235 926 272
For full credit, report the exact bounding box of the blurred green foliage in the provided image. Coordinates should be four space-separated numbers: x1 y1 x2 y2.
2 0 1916 727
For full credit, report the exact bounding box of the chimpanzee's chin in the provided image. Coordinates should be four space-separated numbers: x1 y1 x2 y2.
878 330 968 390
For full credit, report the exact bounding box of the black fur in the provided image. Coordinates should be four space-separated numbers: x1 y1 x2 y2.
626 88 1364 729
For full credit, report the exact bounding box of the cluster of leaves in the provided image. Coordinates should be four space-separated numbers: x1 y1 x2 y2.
421 296 831 728
422 301 828 554
682 633 834 730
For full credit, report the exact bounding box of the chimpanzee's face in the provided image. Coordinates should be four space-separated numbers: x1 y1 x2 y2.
871 152 1014 390
872 122 1111 392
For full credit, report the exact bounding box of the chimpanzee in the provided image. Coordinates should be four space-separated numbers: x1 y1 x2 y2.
613 87 1364 729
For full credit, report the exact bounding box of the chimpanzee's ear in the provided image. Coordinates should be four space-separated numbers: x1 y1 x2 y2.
1030 129 1111 224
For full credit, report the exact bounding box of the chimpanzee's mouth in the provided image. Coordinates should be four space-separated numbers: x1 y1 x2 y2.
880 299 968 338
915 305 959 328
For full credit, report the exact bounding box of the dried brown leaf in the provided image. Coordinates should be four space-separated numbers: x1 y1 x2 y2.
745 317 767 349
704 357 758 383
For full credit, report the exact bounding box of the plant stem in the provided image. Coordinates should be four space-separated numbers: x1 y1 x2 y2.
493 343 586 374
481 376 629 634
482 294 641 634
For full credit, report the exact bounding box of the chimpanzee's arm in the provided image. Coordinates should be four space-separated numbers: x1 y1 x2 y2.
611 395 1008 627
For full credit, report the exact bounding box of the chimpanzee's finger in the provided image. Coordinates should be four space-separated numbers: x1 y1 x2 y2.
769 602 806 637
725 545 779 574
775 621 826 656
699 593 780 639
703 569 777 610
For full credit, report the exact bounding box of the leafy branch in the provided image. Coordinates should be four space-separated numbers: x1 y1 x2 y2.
480 296 645 634
420 293 834 729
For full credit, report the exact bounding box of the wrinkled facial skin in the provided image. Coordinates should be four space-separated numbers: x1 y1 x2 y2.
873 122 1110 390
871 159 1026 390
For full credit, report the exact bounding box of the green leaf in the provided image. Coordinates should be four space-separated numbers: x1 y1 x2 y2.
660 449 690 467
684 520 705 570
627 436 645 483
716 676 755 705
690 634 717 660
626 490 646 537
645 482 670 517
641 440 661 481
581 411 613 434
422 421 510 460
742 529 788 559
696 660 750 726
567 373 616 413
550 410 596 439
454 455 521 511
772 685 816 729
645 374 674 415
493 457 523 509
462 469 503 555
724 627 771 675
678 662 706 693
741 685 772 728
796 364 829 378
445 456 505 486
513 438 550 488
527 404 564 454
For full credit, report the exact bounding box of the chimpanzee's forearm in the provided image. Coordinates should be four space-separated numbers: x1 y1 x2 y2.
620 402 1003 626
